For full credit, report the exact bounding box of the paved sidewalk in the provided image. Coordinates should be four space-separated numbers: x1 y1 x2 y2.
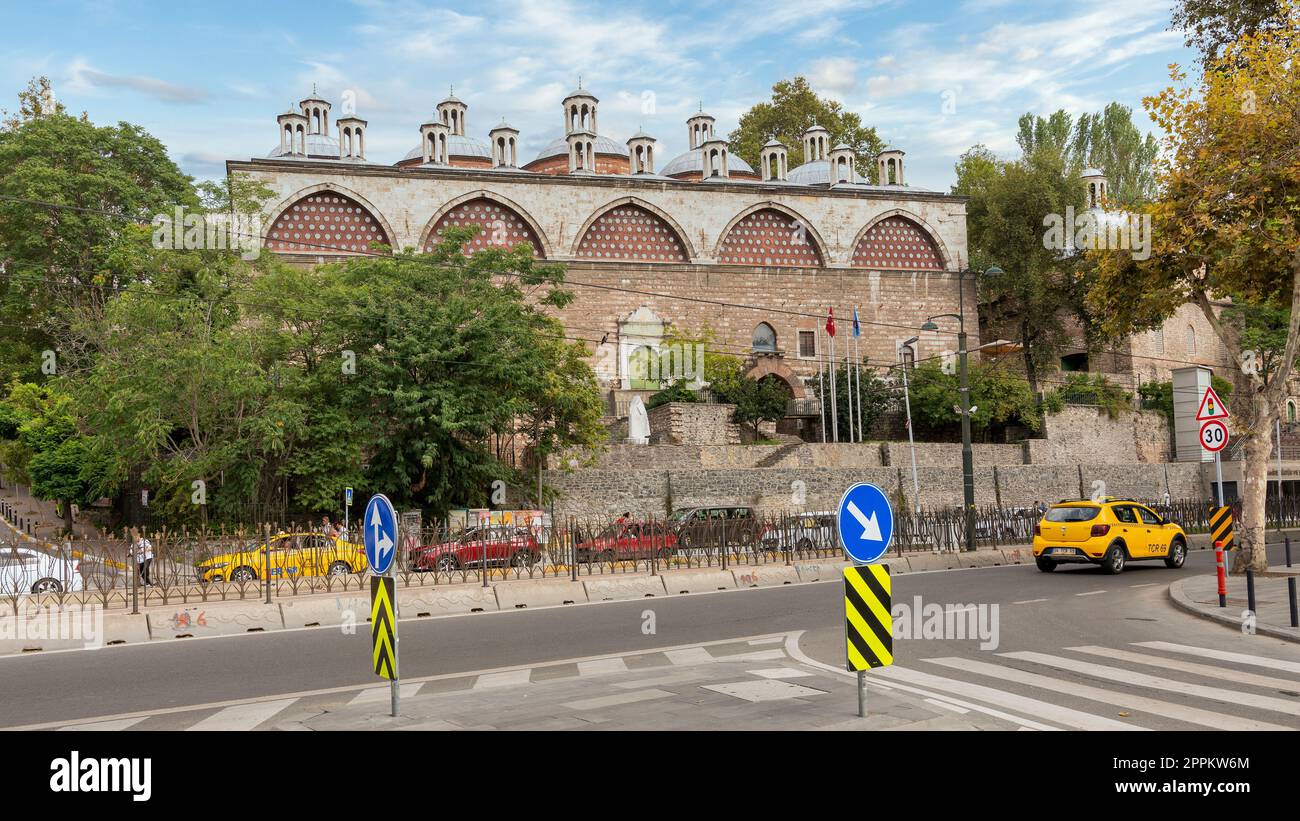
1170 570 1300 642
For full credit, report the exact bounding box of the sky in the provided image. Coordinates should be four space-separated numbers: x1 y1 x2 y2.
0 0 1195 190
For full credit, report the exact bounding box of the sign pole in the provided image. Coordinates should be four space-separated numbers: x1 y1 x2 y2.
1215 450 1224 508
389 561 400 718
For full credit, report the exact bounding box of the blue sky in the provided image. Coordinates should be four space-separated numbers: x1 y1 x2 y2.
0 0 1193 190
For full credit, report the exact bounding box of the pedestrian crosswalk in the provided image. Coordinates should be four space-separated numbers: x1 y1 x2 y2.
18 637 1300 732
895 640 1300 731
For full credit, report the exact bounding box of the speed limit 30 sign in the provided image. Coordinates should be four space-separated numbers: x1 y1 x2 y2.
1199 418 1229 452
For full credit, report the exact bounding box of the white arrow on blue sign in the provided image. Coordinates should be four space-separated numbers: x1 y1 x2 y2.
835 482 894 564
363 493 398 575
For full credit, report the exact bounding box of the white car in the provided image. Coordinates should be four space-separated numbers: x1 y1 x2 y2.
0 545 84 594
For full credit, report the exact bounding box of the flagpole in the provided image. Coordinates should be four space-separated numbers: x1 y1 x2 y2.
854 331 862 442
829 314 838 443
846 338 855 445
818 328 827 443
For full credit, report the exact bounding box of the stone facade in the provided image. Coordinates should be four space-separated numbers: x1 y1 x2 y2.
1037 405 1170 464
647 402 741 445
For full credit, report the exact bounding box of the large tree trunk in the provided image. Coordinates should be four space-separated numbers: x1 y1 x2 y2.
1234 406 1272 574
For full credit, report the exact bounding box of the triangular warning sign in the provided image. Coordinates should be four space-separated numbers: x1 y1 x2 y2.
1196 385 1229 421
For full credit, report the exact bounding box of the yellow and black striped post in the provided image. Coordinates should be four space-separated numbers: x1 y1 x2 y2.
844 564 893 717
1210 506 1234 551
371 575 400 715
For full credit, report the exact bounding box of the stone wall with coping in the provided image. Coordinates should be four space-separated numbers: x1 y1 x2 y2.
648 402 741 445
1039 405 1170 464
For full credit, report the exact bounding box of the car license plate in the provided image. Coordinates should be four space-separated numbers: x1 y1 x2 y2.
1051 548 1076 556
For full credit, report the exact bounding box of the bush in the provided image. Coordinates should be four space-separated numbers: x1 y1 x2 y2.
646 380 700 409
1048 373 1132 418
1139 374 1233 421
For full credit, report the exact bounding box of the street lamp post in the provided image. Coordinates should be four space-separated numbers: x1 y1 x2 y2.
899 336 921 515
922 265 1002 552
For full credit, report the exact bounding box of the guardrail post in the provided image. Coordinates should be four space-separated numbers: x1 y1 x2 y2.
264 523 272 605
1287 535 1293 568
1289 577 1299 628
1215 541 1227 608
1246 568 1256 615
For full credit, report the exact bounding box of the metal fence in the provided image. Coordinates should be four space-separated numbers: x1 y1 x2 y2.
2 495 1292 613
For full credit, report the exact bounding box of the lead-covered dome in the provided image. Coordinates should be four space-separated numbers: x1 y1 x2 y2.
401 134 493 163
787 159 864 185
661 147 757 177
531 134 629 163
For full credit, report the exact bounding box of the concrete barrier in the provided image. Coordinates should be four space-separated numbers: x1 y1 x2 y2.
1000 547 1034 565
0 602 121 654
147 601 284 639
662 569 736 594
958 551 1006 568
793 560 849 582
905 553 963 572
398 584 499 617
101 613 151 646
732 565 801 588
493 578 586 610
582 575 668 601
280 594 368 628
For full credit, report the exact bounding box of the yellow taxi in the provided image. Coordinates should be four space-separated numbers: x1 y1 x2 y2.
194 532 367 583
1032 498 1188 574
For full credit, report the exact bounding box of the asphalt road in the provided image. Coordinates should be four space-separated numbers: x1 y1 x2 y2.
2 543 1296 729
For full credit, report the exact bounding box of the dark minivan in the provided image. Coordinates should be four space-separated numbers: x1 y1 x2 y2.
667 506 760 549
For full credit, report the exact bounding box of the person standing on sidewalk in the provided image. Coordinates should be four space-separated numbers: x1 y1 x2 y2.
130 527 154 587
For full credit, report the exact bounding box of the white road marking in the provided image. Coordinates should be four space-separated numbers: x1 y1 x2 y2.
875 665 1141 730
748 667 815 680
1013 598 1048 604
924 698 970 715
1134 641 1300 675
781 632 1061 731
57 717 149 732
1076 590 1107 596
928 656 1289 731
666 647 716 666
474 669 532 689
747 637 785 646
577 657 629 676
563 689 675 711
1129 583 1158 588
1003 651 1300 717
1069 645 1299 690
186 698 299 731
348 683 423 705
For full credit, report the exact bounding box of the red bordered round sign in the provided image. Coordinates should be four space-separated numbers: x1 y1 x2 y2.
1199 418 1229 453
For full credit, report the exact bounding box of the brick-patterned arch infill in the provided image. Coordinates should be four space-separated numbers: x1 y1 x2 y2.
265 191 392 255
852 215 943 270
575 204 688 262
425 197 545 258
717 208 822 267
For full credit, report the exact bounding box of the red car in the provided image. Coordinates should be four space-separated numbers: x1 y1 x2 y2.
575 520 677 563
412 526 540 572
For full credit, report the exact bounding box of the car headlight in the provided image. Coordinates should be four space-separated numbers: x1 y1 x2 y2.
203 562 229 570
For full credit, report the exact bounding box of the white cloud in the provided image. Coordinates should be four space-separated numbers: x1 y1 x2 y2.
66 58 209 104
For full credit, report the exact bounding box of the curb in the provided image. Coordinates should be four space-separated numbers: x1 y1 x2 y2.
1166 577 1300 643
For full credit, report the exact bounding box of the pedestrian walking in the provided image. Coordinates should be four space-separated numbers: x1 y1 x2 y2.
319 515 338 539
130 527 154 587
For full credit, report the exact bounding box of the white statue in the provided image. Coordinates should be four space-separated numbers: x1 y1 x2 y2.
626 395 650 444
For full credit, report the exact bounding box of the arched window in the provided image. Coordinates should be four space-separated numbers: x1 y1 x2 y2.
1288 400 1296 423
900 344 916 370
628 345 660 390
1186 325 1197 355
425 197 545 258
265 191 393 255
752 323 777 352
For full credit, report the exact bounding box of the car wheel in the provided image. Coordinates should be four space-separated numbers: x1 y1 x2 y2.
231 566 257 582
328 561 351 576
1101 542 1127 575
1164 538 1187 569
435 555 460 573
31 577 62 594
1034 557 1056 572
510 550 535 568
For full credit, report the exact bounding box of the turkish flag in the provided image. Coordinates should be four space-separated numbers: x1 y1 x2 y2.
826 307 836 337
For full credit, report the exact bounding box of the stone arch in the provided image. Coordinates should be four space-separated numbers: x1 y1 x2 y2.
847 209 952 269
746 355 805 399
419 193 549 258
571 197 694 261
714 202 827 267
264 183 396 256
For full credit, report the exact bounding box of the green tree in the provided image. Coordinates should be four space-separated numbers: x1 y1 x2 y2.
1089 9 1300 572
728 76 884 180
1172 0 1289 66
813 361 895 439
0 78 197 383
958 145 1086 395
907 361 1041 438
1015 103 1159 206
728 376 790 441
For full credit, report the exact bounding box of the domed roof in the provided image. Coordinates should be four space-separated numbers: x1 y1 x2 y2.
268 132 347 159
1081 167 1105 178
660 147 756 177
401 134 493 162
787 158 864 185
531 134 629 163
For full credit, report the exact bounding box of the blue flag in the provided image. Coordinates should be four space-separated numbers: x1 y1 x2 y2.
852 306 861 338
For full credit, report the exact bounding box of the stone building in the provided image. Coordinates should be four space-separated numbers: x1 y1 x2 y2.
231 87 973 424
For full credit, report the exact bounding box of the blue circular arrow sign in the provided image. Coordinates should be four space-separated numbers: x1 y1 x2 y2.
836 482 894 564
363 494 398 575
